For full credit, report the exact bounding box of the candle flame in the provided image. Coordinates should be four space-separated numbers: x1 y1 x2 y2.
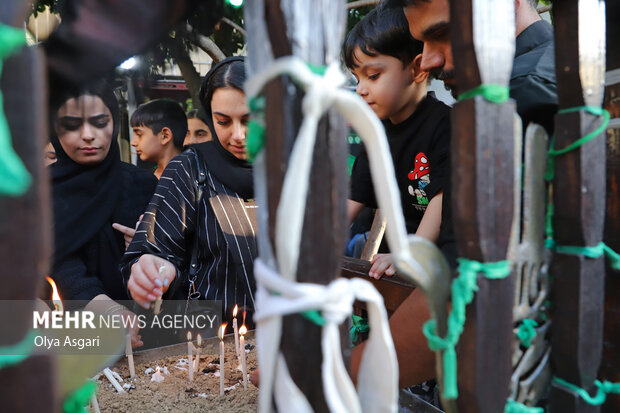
218 323 227 340
45 276 64 313
156 366 160 372
239 325 247 336
187 331 192 341
233 305 238 317
197 334 202 346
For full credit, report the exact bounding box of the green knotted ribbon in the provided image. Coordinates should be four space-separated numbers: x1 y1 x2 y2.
0 23 31 196
516 319 538 348
545 240 620 271
349 314 369 343
63 381 97 413
0 330 37 370
423 258 511 399
553 377 620 406
544 106 610 181
457 84 510 104
505 399 544 413
302 310 326 326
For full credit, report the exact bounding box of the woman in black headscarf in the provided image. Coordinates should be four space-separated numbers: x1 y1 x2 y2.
49 82 157 331
121 57 258 325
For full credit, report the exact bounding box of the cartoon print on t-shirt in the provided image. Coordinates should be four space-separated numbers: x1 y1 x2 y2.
408 152 430 211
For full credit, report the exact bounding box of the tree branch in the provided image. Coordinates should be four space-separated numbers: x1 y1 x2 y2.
186 24 226 63
346 0 379 10
220 17 246 37
537 4 552 14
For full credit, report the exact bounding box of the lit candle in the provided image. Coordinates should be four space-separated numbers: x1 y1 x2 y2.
151 366 165 383
219 323 227 395
194 334 202 373
232 305 239 359
125 333 135 378
187 331 193 382
239 324 248 389
46 276 64 313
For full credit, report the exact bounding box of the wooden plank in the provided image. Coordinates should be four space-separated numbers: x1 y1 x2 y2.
549 2 606 412
340 256 415 315
449 1 515 411
0 5 56 409
257 1 348 410
359 210 386 261
600 41 620 413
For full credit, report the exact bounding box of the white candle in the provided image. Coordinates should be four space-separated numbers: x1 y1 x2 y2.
194 334 202 373
153 265 165 314
102 368 125 393
218 323 227 395
232 305 239 359
125 333 135 378
151 366 165 383
239 325 248 389
187 332 193 382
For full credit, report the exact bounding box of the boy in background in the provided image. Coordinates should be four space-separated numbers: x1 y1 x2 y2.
130 99 188 179
342 4 451 279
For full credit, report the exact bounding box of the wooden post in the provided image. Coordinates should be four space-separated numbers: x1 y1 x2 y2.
245 1 348 410
549 2 606 412
0 2 56 411
600 2 620 412
449 1 515 411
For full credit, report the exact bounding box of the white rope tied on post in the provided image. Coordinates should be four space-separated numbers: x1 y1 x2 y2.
246 56 432 412
254 259 397 413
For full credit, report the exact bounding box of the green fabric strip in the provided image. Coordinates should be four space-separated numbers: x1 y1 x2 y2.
544 107 610 181
0 330 37 370
0 23 31 197
553 377 620 406
545 241 620 271
457 84 510 104
63 381 97 413
302 310 326 326
349 314 369 343
505 399 544 413
516 319 538 348
423 258 511 399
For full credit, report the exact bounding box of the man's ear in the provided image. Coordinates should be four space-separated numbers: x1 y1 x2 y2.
160 127 173 145
412 54 429 84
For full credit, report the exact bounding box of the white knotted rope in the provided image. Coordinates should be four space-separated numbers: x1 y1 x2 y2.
246 56 432 413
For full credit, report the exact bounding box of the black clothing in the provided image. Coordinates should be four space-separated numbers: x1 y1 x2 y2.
50 133 157 300
192 139 253 199
510 20 558 136
120 150 258 322
350 93 451 235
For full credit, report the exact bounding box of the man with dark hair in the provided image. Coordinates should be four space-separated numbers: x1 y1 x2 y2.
130 99 188 179
388 0 556 133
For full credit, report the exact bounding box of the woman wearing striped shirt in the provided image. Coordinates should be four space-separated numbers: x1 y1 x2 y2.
121 57 257 324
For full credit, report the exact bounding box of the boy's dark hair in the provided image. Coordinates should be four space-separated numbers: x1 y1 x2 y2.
342 5 423 69
130 99 188 149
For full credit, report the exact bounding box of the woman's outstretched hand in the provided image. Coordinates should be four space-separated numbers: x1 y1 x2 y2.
128 254 176 309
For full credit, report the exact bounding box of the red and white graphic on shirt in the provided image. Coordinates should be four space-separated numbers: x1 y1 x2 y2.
408 152 430 181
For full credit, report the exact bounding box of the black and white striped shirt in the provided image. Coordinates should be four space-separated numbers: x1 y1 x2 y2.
120 151 257 321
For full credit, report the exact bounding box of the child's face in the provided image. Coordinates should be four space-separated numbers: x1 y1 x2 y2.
350 47 418 124
210 87 250 160
131 126 164 162
55 95 113 165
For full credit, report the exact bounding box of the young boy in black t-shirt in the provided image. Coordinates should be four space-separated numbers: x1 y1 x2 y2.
343 5 451 278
